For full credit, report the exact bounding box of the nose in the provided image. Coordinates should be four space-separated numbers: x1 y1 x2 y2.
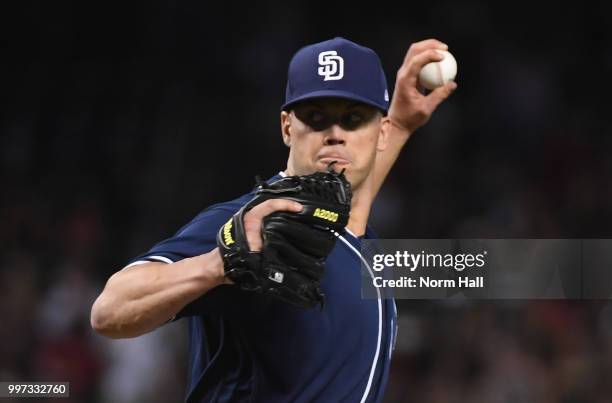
323 125 346 146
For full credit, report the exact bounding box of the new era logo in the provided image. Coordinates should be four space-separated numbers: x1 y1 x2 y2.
318 50 344 81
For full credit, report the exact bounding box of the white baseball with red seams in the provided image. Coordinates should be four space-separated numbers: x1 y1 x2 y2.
418 50 457 90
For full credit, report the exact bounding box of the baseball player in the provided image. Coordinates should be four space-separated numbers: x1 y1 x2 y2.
91 37 456 402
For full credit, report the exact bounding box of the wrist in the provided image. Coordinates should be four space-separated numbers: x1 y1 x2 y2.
194 248 231 289
382 116 412 136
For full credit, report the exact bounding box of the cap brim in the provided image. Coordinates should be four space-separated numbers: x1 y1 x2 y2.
281 90 388 113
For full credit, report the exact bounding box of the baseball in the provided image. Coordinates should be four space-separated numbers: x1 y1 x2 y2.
418 50 457 90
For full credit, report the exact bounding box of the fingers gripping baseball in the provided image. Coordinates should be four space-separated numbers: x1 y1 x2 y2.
403 39 447 62
243 199 302 252
405 49 446 84
387 38 457 133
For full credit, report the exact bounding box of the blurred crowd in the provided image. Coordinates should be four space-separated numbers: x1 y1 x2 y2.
2 1 612 402
386 300 612 403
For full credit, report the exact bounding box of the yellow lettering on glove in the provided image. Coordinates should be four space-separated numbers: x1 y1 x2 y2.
223 219 234 245
313 208 338 223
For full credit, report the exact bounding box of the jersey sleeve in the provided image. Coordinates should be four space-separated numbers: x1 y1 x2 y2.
127 206 233 266
124 174 283 320
125 204 241 318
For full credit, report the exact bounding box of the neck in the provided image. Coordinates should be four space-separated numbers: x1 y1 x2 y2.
346 177 376 237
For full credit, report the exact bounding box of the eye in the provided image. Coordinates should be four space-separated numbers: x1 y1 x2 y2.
302 109 332 131
341 112 365 130
293 107 331 130
347 113 363 123
308 110 325 123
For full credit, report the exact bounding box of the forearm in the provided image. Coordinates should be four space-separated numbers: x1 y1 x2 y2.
371 39 456 198
372 120 412 197
90 248 226 339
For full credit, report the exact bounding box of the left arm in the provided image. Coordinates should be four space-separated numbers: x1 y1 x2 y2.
372 39 458 197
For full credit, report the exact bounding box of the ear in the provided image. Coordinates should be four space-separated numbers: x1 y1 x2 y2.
280 111 292 147
377 115 389 152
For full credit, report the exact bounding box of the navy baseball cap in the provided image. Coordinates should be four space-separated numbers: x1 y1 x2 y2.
282 37 389 113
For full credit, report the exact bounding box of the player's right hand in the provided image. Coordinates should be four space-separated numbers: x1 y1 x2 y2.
214 199 302 286
242 199 303 251
216 169 350 308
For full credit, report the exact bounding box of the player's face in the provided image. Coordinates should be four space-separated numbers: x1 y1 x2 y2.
281 99 385 190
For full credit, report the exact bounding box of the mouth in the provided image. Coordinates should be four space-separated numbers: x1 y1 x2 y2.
318 155 351 166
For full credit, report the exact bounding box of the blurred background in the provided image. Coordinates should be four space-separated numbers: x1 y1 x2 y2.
2 1 612 402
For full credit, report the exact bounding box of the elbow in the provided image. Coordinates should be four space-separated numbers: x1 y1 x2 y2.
91 272 133 339
90 296 123 339
90 294 152 339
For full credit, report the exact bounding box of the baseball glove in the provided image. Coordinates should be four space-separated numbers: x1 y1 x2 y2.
216 162 352 309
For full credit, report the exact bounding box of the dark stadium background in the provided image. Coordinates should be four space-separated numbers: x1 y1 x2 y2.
2 1 612 402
